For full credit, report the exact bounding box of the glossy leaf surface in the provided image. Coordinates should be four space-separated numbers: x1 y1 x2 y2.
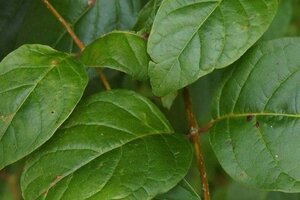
17 0 146 52
80 32 149 81
21 90 193 200
210 38 300 192
0 45 87 169
147 0 278 96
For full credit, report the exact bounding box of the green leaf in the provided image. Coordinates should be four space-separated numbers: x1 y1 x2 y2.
154 179 201 200
147 0 278 96
0 44 88 169
213 181 300 200
262 0 293 40
266 192 300 200
161 91 178 110
134 0 163 33
80 31 150 81
213 181 267 200
16 0 145 52
21 90 193 200
210 38 300 192
0 0 30 60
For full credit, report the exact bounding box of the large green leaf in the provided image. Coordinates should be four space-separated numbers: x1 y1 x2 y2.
0 45 87 169
80 31 149 81
154 179 201 200
210 38 300 192
16 0 146 52
21 90 193 200
0 0 30 60
147 0 278 96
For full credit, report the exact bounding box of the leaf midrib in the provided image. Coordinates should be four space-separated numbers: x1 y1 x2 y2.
0 65 57 141
212 112 300 123
154 0 221 89
0 54 70 167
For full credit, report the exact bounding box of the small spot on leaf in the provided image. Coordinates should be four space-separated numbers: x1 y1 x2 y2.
246 115 253 122
0 113 14 123
88 0 96 6
51 60 58 66
255 121 260 128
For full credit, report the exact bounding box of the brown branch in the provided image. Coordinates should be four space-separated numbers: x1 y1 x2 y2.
182 88 211 200
42 0 84 51
42 0 111 90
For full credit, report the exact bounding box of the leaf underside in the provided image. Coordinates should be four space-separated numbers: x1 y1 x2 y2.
0 44 87 169
147 0 278 96
21 90 193 200
210 38 300 192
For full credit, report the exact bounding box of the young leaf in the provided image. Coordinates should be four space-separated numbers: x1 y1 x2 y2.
16 0 146 52
0 45 87 169
210 38 300 192
147 0 278 96
154 179 201 200
21 90 193 200
80 31 150 81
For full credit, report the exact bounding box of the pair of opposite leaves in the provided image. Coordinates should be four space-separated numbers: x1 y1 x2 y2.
1 0 300 199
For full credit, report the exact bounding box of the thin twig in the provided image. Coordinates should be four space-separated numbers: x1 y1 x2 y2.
42 0 111 90
182 88 211 200
42 0 84 51
96 68 111 90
